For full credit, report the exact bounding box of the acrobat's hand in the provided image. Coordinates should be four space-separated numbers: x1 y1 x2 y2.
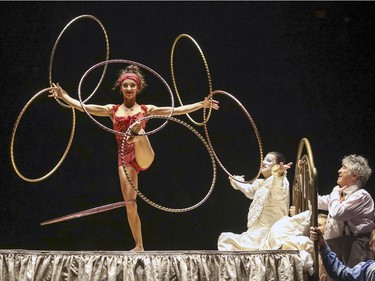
49 83 67 99
202 97 219 110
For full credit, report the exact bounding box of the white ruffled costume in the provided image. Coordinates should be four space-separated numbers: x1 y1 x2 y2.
217 170 315 274
218 171 290 251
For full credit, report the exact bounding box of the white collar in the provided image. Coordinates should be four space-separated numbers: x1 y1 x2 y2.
340 184 359 196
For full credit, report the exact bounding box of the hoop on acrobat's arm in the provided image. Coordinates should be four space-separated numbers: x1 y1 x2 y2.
49 14 110 108
170 33 214 126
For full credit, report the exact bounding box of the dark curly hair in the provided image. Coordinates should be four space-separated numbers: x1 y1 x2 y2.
112 65 147 92
269 151 286 164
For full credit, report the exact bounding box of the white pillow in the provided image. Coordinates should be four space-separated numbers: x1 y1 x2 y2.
268 210 311 249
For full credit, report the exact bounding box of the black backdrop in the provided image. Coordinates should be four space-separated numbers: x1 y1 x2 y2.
1 1 375 251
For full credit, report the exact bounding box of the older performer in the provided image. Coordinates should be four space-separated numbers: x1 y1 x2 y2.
318 154 374 268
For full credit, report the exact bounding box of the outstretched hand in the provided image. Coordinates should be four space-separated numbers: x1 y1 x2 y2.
202 97 219 110
276 162 293 176
49 83 66 99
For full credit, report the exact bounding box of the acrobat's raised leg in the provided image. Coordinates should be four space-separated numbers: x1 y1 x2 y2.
126 123 155 169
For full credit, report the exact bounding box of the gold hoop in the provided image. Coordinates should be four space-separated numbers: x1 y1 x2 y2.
10 87 76 182
203 90 263 184
121 115 217 212
170 34 213 126
49 14 110 108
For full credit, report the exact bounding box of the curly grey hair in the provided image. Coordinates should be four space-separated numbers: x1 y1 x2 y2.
342 154 372 187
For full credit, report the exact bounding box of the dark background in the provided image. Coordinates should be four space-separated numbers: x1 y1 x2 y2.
1 1 375 251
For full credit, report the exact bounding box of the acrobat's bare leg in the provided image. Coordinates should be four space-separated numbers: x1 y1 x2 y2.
127 123 155 169
118 166 144 251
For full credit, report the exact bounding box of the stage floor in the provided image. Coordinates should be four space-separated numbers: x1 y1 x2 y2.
0 249 306 281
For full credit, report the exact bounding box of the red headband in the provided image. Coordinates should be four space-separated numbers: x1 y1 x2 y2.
117 73 141 89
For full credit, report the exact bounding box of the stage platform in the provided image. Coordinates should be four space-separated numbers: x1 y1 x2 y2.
0 249 307 280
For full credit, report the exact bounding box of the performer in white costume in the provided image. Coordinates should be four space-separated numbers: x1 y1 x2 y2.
218 152 292 251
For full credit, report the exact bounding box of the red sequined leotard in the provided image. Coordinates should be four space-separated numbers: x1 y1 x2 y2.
112 104 148 173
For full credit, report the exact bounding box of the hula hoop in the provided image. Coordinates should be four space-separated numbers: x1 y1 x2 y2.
121 115 217 212
204 90 263 184
40 201 129 226
170 34 213 126
49 14 110 108
10 87 76 182
78 59 174 137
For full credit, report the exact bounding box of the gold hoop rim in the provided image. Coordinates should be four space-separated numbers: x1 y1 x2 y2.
49 14 110 108
121 115 217 212
10 87 76 182
204 90 263 184
170 33 213 126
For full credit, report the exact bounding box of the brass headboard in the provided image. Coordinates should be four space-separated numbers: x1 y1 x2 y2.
292 137 319 280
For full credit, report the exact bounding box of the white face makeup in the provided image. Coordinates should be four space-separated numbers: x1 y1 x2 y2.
260 153 277 178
